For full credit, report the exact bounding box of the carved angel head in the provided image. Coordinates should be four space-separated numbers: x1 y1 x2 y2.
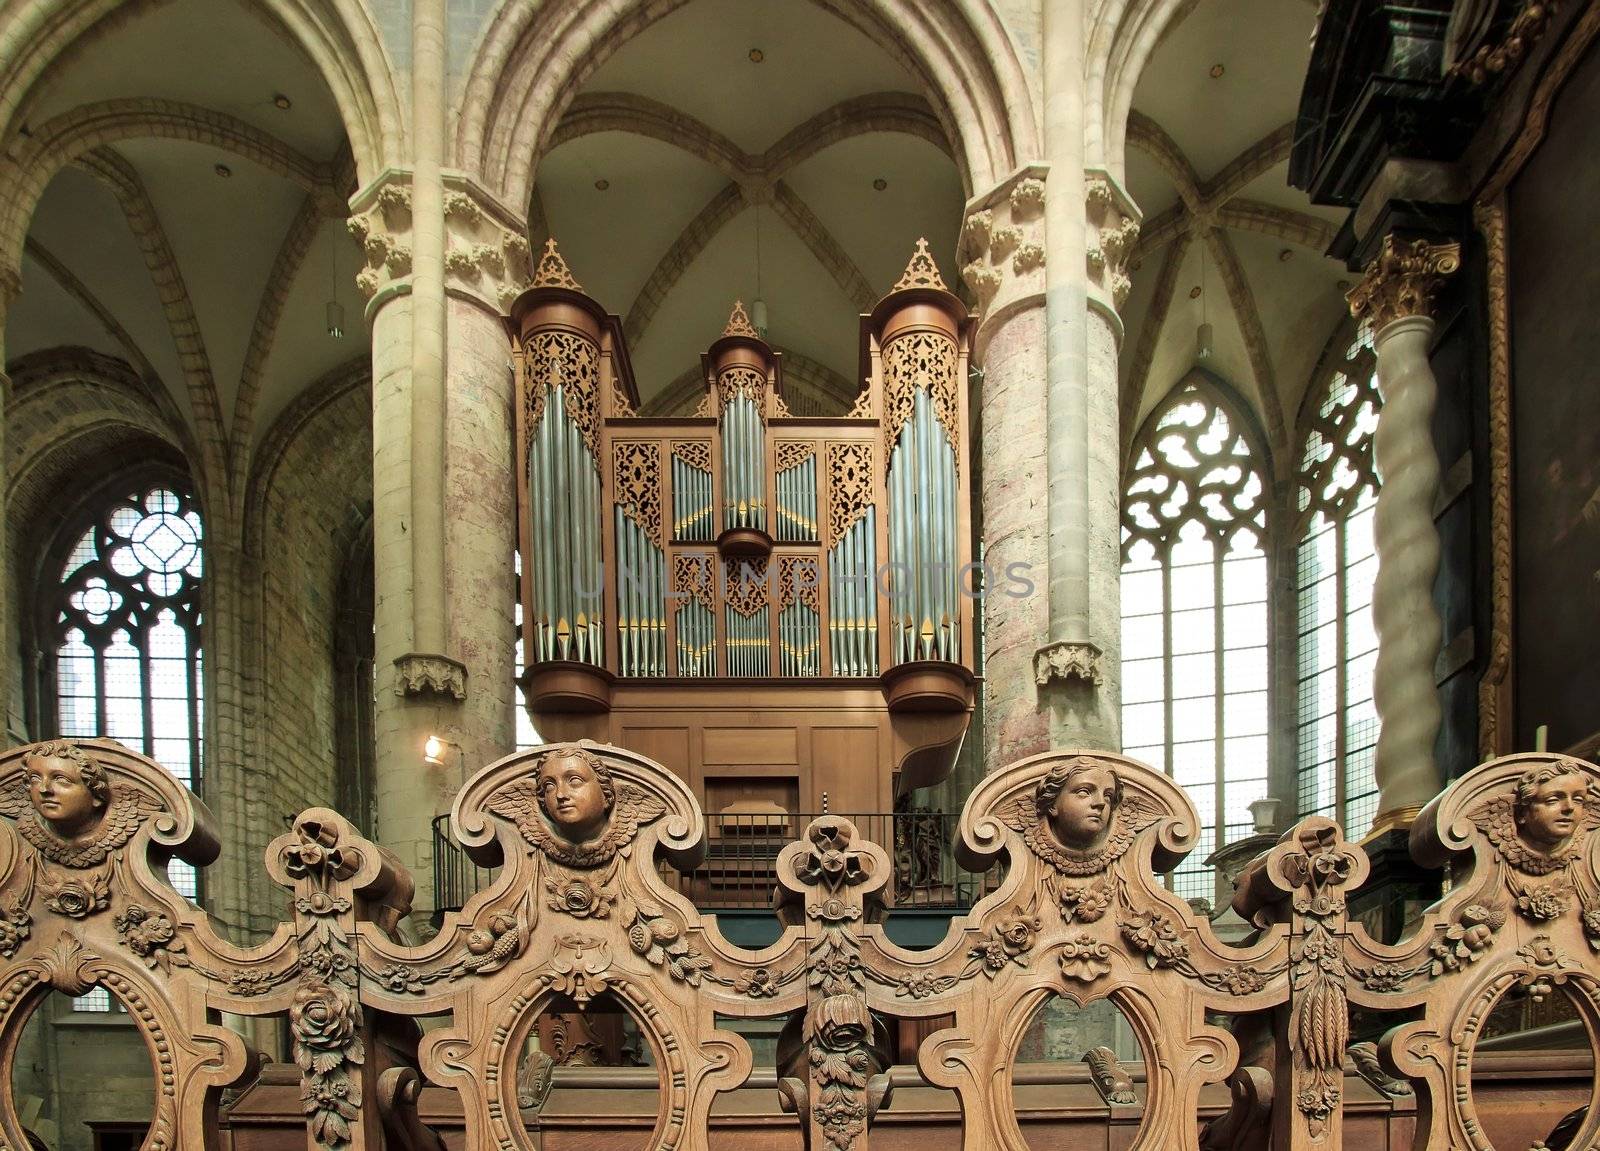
1513 763 1593 853
1036 759 1123 852
23 742 109 839
535 747 616 844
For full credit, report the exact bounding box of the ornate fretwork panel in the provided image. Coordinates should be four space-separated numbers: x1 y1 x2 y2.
523 330 601 461
671 552 716 677
881 332 960 472
613 442 665 678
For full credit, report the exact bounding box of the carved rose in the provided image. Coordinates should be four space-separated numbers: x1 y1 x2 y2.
45 875 109 919
1119 910 1189 969
1515 886 1569 921
291 982 361 1067
545 876 612 919
1059 934 1112 983
997 911 1040 956
304 948 354 981
1582 907 1600 951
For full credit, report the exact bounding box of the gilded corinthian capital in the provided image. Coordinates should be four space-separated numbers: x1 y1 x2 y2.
1346 235 1462 330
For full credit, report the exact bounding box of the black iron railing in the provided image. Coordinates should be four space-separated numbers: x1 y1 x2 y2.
431 810 999 916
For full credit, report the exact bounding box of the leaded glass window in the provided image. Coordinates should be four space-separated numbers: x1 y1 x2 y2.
48 485 203 906
1294 331 1381 839
1120 382 1270 905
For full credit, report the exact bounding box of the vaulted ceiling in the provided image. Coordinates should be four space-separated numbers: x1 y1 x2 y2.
533 0 966 415
4 0 366 463
1119 0 1349 474
4 0 1346 484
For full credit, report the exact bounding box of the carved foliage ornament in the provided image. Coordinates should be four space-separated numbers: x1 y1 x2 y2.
722 557 770 617
881 331 960 471
1347 236 1462 331
671 551 716 610
613 441 662 538
523 329 602 460
717 365 766 418
722 299 760 339
672 440 712 472
826 441 874 540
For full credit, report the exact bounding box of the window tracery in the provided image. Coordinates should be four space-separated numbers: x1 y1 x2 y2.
44 484 204 1007
1294 331 1382 839
1120 381 1270 904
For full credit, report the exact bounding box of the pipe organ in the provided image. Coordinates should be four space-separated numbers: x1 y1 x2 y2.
509 239 976 808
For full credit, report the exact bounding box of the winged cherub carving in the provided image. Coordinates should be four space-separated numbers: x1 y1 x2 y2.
0 742 160 869
488 746 666 868
1473 760 1600 876
1002 757 1157 877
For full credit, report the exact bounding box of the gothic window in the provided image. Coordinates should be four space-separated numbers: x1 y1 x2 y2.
44 484 203 1011
1294 331 1381 839
1120 381 1270 904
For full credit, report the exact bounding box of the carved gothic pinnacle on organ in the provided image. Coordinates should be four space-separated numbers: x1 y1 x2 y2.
1346 234 1461 331
722 299 759 339
892 236 948 292
532 237 584 292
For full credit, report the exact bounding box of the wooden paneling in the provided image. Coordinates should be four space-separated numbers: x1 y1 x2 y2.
702 727 798 766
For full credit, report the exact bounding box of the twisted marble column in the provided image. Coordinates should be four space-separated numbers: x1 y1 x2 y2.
1348 236 1460 832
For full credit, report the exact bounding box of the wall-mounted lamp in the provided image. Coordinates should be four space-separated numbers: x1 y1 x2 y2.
424 734 463 766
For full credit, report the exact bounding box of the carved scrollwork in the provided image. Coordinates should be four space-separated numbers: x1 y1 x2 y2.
613 440 662 538
523 329 602 460
881 331 959 471
826 441 874 541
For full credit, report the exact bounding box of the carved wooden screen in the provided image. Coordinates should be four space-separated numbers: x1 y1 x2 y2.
1 735 1597 1148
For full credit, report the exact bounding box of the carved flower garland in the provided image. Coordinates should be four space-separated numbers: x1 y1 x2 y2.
114 904 187 972
0 902 30 959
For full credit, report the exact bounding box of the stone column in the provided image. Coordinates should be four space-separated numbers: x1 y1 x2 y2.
1027 0 1139 752
1347 235 1460 833
0 268 14 741
349 169 531 913
961 169 1050 767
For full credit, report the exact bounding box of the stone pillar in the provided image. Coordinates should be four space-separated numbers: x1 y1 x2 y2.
961 169 1049 767
1027 0 1139 752
350 169 531 913
0 268 14 741
1348 235 1460 834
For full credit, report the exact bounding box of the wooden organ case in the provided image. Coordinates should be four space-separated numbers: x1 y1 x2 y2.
507 239 975 820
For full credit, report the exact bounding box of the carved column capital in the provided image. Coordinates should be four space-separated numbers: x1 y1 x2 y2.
1032 640 1103 686
392 652 468 700
348 172 533 315
960 164 1049 336
1346 235 1462 332
1084 169 1141 323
